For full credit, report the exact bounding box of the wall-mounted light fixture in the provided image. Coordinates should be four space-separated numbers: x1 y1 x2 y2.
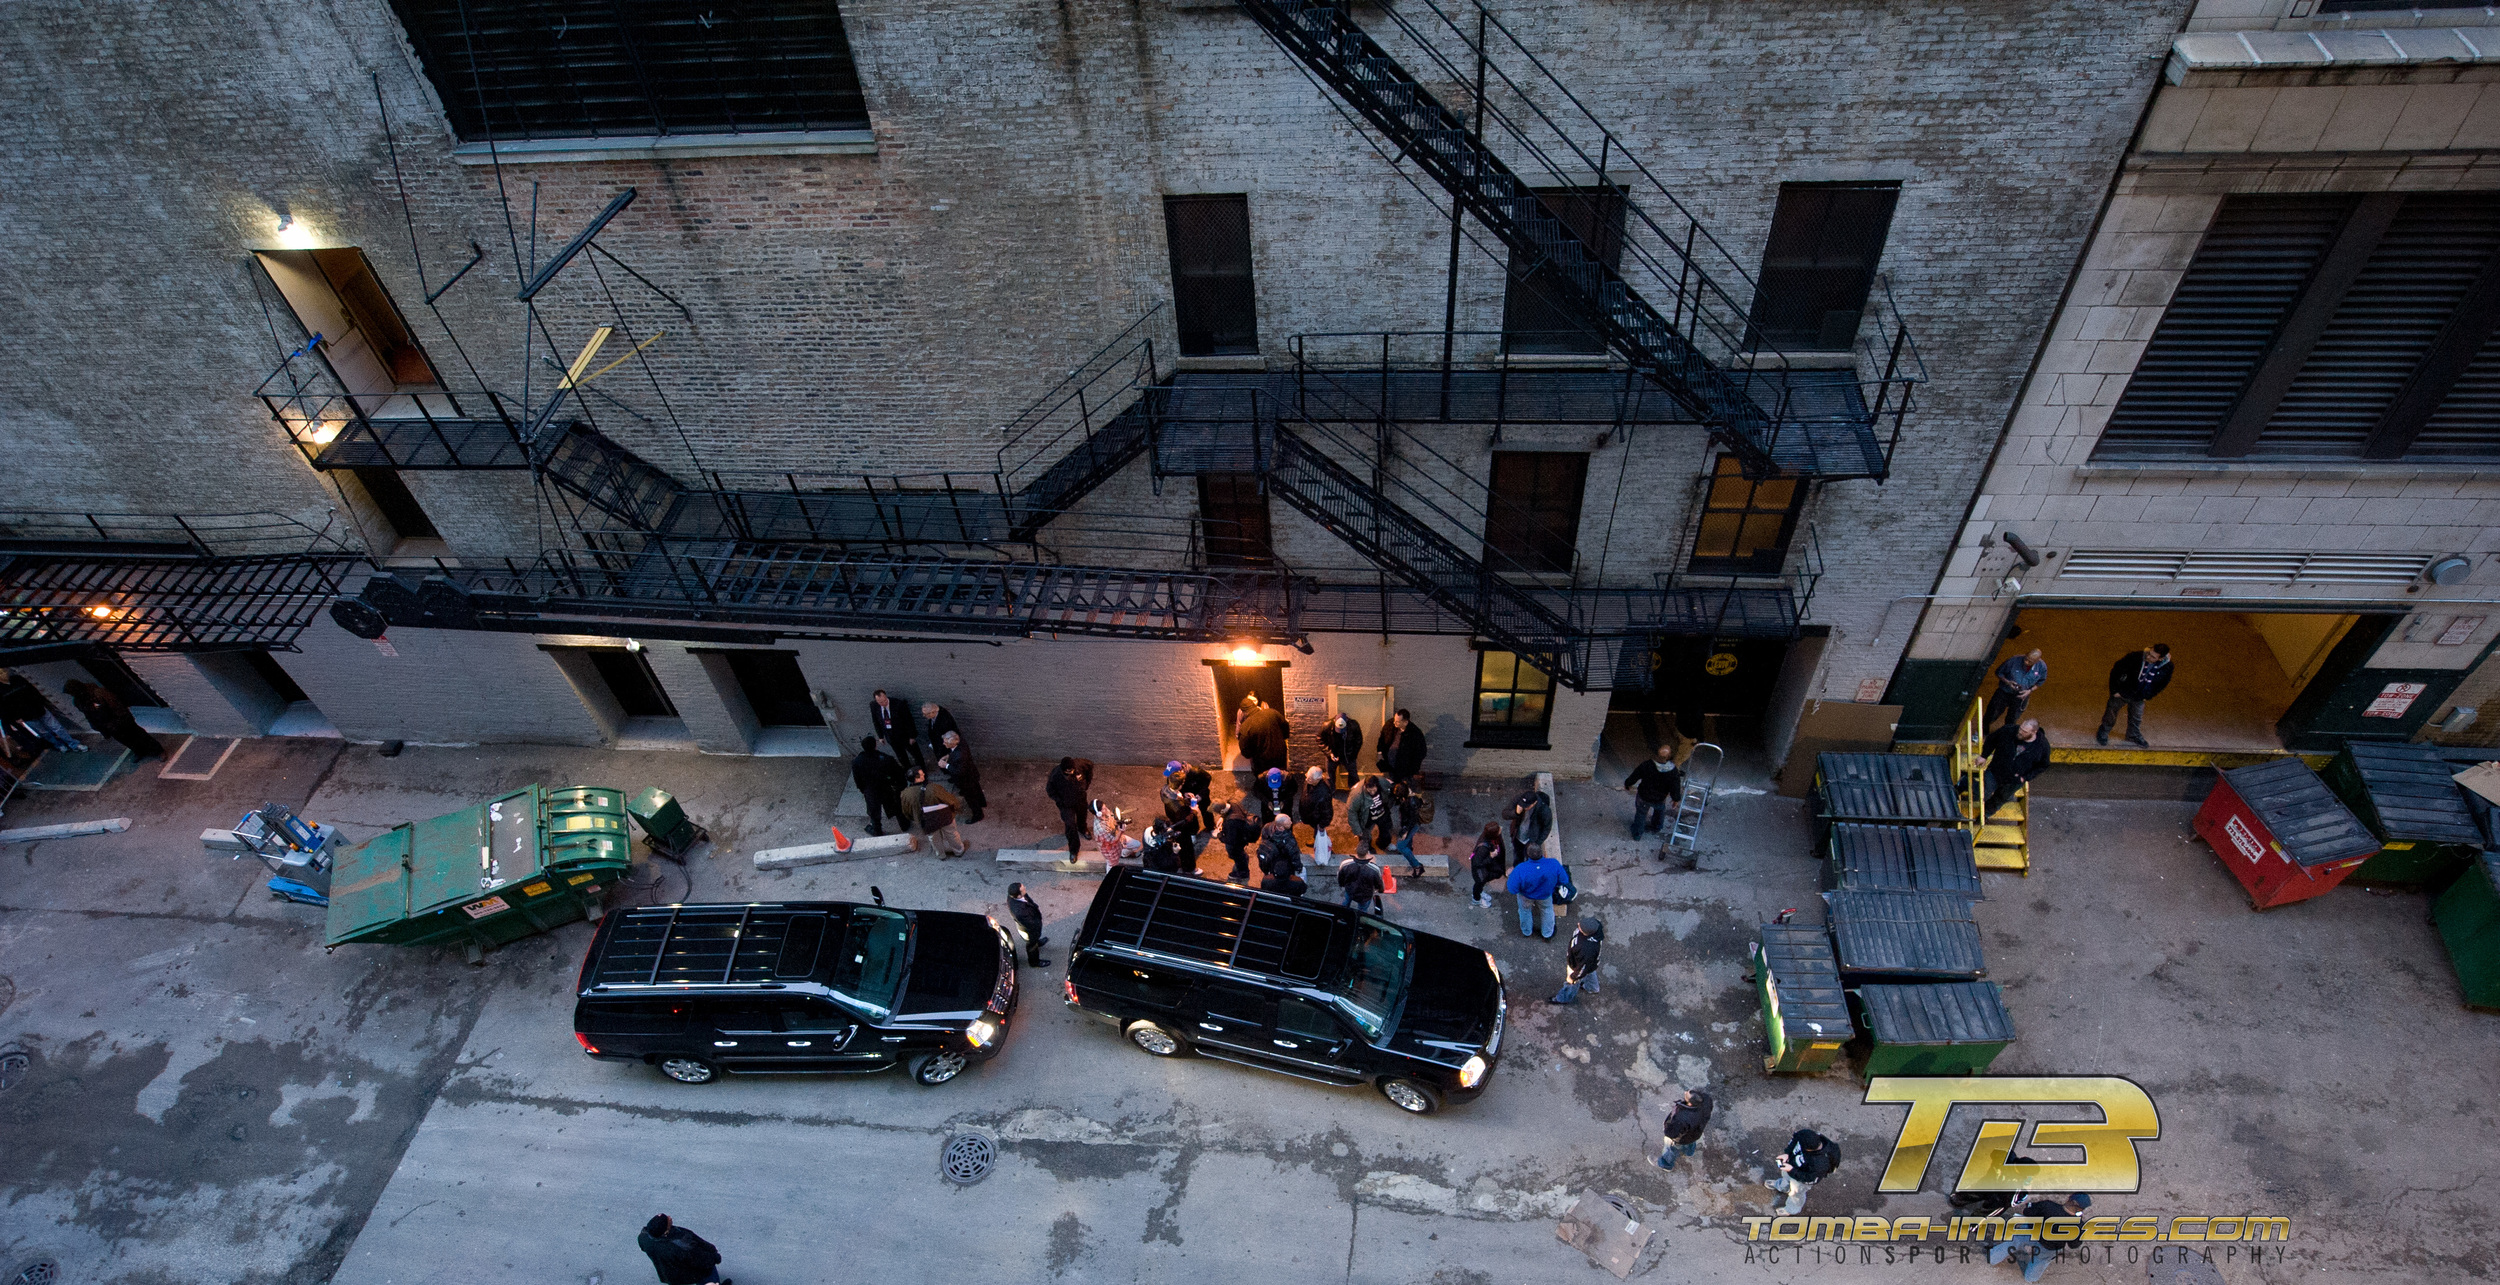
1227 645 1265 667
624 638 645 653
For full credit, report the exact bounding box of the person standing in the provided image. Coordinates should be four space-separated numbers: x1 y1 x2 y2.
636 1214 728 1285
868 688 921 772
898 767 967 858
1257 813 1305 894
935 730 986 824
1337 848 1385 915
1235 695 1291 779
1655 1087 1713 1170
1093 800 1142 864
1982 718 2052 815
1346 775 1387 857
2096 643 2172 747
851 736 906 837
0 670 81 754
1046 757 1095 856
1169 760 1217 835
61 680 163 760
1767 1129 1839 1215
1375 708 1426 786
920 700 960 764
1387 780 1424 879
1005 882 1049 968
1139 820 1188 874
1560 916 1604 997
1218 800 1262 884
1988 1193 2091 1282
1507 784 1554 868
1293 766 1335 840
1319 710 1364 788
1467 821 1507 908
1623 745 1683 840
1252 766 1300 826
1160 775 1206 858
1507 845 1565 940
1987 648 2047 731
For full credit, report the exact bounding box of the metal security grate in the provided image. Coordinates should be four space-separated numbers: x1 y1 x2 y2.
2059 550 2432 586
0 1049 27 1091
9 1257 58 1285
941 1132 996 1185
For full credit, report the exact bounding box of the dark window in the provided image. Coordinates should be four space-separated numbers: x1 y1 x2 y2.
1197 474 1273 566
776 999 852 1033
1074 957 1191 1009
80 655 163 708
773 914 827 979
1275 995 1346 1040
1483 451 1587 575
717 649 823 727
2099 193 2500 461
1688 455 1804 575
1165 195 1258 356
352 467 440 542
581 1000 690 1034
585 646 676 718
1748 182 1899 351
1196 979 1276 1026
388 0 871 142
1280 914 1334 981
1471 649 1556 748
245 652 310 706
1504 187 1626 355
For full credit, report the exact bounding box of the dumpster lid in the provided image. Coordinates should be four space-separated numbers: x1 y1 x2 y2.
1830 824 1983 899
1856 981 2015 1046
1759 923 1852 1039
2219 758 2380 866
1817 753 1958 821
542 785 630 868
325 825 414 944
406 802 496 915
1825 890 1987 980
2341 742 2482 846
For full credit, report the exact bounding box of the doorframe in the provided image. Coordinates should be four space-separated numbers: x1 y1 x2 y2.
1204 658 1291 765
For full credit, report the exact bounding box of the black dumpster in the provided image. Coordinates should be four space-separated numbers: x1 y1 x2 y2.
1815 753 1961 835
1855 982 2016 1076
1754 921 1854 1074
1825 823 1983 900
2324 741 2481 888
1825 890 1986 984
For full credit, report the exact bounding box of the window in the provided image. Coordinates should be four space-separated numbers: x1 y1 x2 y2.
1687 455 1804 575
2100 193 2500 461
1747 182 1899 351
1165 196 1258 356
1471 648 1556 748
258 248 440 396
350 467 441 543
584 646 677 719
1197 474 1273 566
1503 187 1626 355
1483 451 1587 575
388 1 870 142
717 649 823 727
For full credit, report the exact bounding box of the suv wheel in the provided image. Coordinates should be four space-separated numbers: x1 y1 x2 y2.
657 1055 718 1085
913 1050 970 1085
1125 1021 1185 1057
1378 1076 1442 1115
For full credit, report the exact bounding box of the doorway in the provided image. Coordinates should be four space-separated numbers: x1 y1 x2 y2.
79 654 163 709
1328 685 1392 778
586 647 677 719
1606 636 1790 750
1209 660 1286 769
717 651 823 728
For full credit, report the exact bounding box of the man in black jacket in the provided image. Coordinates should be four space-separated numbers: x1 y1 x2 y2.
1981 718 2052 815
1236 696 1291 778
1987 1193 2091 1281
1655 1087 1713 1169
1218 801 1262 884
867 688 920 771
1623 745 1683 840
1375 708 1427 785
1508 786 1554 867
1005 882 1049 967
1337 849 1385 914
1767 1129 1838 1215
637 1214 728 1285
1045 757 1094 855
2097 643 2172 747
1257 814 1303 892
1319 711 1364 788
1140 821 1188 874
1166 760 1217 835
936 730 986 824
851 736 906 836
920 700 960 763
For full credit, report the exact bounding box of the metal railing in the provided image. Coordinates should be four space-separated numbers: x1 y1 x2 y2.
994 303 1170 499
254 346 527 469
0 509 357 558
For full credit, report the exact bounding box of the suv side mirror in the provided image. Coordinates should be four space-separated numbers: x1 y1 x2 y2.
870 886 886 906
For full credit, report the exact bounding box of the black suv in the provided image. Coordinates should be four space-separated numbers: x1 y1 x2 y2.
574 900 1018 1086
1063 867 1506 1113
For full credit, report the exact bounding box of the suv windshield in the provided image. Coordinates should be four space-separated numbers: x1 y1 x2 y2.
829 908 912 1018
1326 918 1412 1040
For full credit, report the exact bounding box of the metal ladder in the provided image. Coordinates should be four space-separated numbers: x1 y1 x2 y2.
1664 741 1723 855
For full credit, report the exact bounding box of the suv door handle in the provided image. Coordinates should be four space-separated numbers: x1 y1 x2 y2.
1271 1039 1300 1049
1198 1022 1223 1031
712 1040 738 1047
785 1041 812 1047
881 1036 906 1043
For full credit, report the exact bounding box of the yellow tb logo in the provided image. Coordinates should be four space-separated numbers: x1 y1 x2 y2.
1866 1077 2160 1193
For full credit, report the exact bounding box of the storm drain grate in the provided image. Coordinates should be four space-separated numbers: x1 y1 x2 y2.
0 1050 29 1092
940 1131 996 1185
10 1256 59 1285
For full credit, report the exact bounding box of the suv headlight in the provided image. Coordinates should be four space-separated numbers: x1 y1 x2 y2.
966 1018 999 1048
1458 1054 1488 1088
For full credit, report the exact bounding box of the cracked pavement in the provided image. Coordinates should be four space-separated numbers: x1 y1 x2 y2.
0 740 2489 1282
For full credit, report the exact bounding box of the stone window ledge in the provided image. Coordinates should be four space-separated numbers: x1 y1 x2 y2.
451 130 875 166
2075 459 2500 481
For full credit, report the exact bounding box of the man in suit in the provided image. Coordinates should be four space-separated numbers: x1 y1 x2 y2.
850 736 906 836
920 700 960 764
1375 707 1427 786
2096 643 2172 747
868 688 920 771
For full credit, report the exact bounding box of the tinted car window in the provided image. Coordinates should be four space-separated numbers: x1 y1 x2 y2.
1276 995 1345 1040
1077 957 1191 1009
1329 919 1412 1040
1199 980 1275 1026
1281 914 1333 980
831 908 910 1016
583 1000 690 1034
775 914 828 978
710 1002 778 1033
779 999 854 1032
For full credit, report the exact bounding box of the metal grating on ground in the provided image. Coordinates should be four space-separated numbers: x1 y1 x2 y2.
0 1048 27 1091
158 735 240 781
17 744 131 792
940 1131 996 1185
8 1256 59 1285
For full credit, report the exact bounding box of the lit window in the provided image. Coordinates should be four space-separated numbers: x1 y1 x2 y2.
1471 649 1556 748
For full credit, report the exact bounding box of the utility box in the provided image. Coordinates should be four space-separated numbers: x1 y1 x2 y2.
327 784 632 954
1825 890 1986 984
1755 921 1853 1074
2193 758 2379 911
1824 823 1983 900
626 785 708 860
1855 982 2016 1077
2432 852 2500 1011
2323 742 2481 888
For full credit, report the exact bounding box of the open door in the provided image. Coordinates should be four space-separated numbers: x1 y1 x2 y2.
1327 685 1392 779
1210 662 1286 771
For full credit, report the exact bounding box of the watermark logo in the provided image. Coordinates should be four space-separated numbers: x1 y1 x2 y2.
1865 1075 2160 1194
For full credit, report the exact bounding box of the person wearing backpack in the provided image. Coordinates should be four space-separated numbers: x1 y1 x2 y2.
1337 848 1386 914
1257 813 1306 895
1466 821 1507 908
1507 847 1565 939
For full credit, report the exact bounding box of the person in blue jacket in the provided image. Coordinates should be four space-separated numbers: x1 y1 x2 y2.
1507 848 1566 940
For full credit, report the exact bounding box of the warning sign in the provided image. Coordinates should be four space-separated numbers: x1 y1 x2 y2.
2223 814 2267 863
2363 682 2428 719
462 896 512 919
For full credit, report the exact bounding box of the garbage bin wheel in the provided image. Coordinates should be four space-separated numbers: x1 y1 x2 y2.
657 1055 718 1085
913 1050 969 1086
1377 1076 1442 1115
1125 1021 1186 1057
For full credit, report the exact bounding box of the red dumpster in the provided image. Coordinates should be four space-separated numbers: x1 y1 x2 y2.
2193 757 2380 910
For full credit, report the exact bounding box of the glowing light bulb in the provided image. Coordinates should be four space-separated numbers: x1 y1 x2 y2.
1228 646 1264 666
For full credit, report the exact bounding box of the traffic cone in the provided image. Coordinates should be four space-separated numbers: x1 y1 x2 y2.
829 823 853 853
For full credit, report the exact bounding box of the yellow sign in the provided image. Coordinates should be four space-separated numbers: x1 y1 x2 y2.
1704 652 1738 676
521 881 552 897
1865 1076 2160 1193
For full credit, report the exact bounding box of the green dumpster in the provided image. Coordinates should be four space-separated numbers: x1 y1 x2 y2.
2324 742 2482 888
2432 851 2500 1010
626 785 707 859
1854 982 2016 1076
326 784 632 954
1756 922 1854 1074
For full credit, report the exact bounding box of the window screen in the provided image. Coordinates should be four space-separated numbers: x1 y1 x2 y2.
1503 188 1626 355
1483 451 1588 575
1747 182 1899 351
1165 195 1259 356
388 0 871 142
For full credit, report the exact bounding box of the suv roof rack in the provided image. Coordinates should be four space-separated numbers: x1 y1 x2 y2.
591 903 839 988
1096 869 1317 974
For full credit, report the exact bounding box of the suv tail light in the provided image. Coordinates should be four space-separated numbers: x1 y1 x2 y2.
1062 978 1081 1006
575 1032 599 1055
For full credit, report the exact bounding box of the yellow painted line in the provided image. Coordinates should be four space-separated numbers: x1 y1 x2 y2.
1900 743 2331 770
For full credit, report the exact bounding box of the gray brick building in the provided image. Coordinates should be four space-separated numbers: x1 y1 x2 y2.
0 0 2188 779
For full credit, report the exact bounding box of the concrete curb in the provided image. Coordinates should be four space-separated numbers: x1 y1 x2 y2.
754 831 918 870
996 848 1109 873
0 817 133 844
